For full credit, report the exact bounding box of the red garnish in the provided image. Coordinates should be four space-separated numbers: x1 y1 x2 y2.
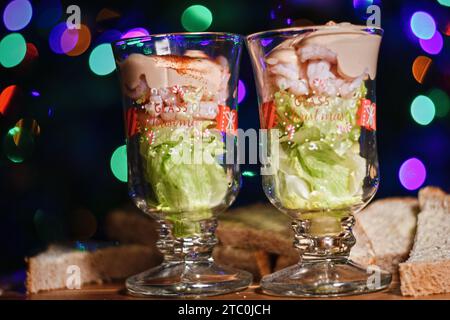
216 105 238 135
261 101 277 129
357 98 376 131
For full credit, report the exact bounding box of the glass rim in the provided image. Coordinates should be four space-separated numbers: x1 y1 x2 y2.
112 32 244 47
246 24 384 42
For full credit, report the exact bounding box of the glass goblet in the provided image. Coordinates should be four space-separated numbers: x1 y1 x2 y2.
246 23 391 296
112 32 252 297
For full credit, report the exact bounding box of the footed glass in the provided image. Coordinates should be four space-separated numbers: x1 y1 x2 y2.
112 33 252 297
246 23 391 296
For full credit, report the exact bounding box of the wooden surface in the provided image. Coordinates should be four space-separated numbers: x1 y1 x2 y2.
2 281 449 300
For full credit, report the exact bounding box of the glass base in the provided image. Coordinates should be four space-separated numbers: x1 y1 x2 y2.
261 258 392 297
126 261 253 297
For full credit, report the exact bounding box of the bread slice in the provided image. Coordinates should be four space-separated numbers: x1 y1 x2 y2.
218 200 418 272
216 203 294 256
26 243 161 294
213 246 272 279
352 198 419 272
399 187 450 296
105 207 159 247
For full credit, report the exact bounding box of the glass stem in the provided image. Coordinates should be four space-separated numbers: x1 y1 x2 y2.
292 214 356 263
156 219 178 262
156 218 218 265
180 218 218 263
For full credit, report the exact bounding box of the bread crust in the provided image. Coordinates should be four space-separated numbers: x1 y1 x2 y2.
399 186 450 296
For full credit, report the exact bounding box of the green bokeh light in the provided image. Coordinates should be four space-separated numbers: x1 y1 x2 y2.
410 95 435 125
242 171 257 177
181 5 213 32
437 0 450 7
0 33 27 68
110 145 127 182
3 126 35 163
428 88 450 118
88 43 116 76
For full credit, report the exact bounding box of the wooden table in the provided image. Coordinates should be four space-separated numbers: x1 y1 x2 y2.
2 281 449 300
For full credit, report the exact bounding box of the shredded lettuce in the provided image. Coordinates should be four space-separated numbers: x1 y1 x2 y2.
139 125 228 237
271 85 367 211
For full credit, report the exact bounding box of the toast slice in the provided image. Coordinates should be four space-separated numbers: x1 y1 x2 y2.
105 207 159 247
213 246 272 279
26 243 161 294
216 203 294 256
353 198 419 272
399 187 450 296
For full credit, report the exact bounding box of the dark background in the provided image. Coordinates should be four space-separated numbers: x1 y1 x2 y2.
0 0 449 273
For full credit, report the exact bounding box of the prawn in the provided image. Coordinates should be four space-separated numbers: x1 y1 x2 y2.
297 44 337 64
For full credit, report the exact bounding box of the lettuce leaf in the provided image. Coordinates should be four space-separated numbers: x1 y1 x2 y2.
139 126 229 237
271 85 367 211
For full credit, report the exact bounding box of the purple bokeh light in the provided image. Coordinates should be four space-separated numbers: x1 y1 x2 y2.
261 38 273 47
31 90 40 97
48 22 68 54
410 11 436 40
399 158 427 191
60 28 79 53
121 27 150 39
419 31 444 55
3 0 33 31
353 0 373 8
238 79 246 104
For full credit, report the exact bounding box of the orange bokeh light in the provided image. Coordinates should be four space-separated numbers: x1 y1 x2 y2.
0 85 17 115
96 8 121 23
66 24 91 57
412 56 432 84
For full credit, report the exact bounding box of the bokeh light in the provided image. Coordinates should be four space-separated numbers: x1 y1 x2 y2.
353 0 373 9
60 28 78 53
0 33 27 68
3 0 33 31
437 0 450 7
428 88 450 118
242 171 257 177
181 5 213 32
35 0 62 29
110 145 127 182
3 126 35 163
419 31 444 55
238 79 246 104
121 27 150 39
65 24 91 56
410 95 435 125
48 22 68 54
399 158 427 191
96 29 122 44
410 11 436 40
88 43 116 76
0 85 17 114
16 118 41 137
412 56 432 84
96 8 121 23
31 90 40 97
24 43 39 61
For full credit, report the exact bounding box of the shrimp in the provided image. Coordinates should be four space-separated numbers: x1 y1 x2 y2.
337 75 364 98
269 63 299 80
297 44 337 63
288 79 309 96
307 60 338 96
